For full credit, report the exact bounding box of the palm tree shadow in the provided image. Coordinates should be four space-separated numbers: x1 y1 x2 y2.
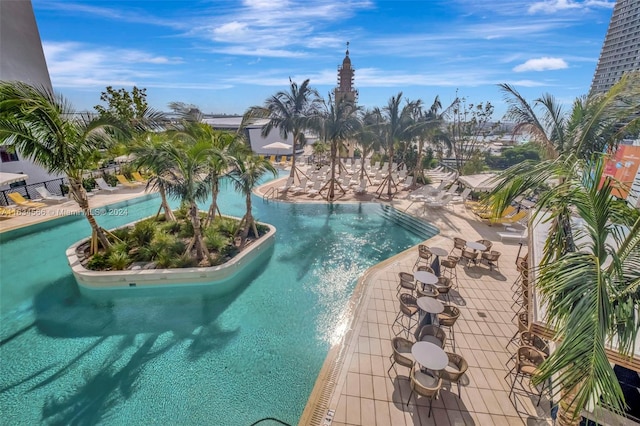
40 333 176 426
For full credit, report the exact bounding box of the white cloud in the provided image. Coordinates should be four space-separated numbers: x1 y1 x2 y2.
42 41 183 88
513 57 568 72
528 0 614 14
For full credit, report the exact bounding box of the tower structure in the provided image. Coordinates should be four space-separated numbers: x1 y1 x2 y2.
590 0 640 94
334 42 358 103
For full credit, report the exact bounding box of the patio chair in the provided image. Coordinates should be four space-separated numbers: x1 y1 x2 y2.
307 180 322 197
35 186 67 203
437 305 461 350
417 283 439 299
397 272 416 297
291 177 308 194
487 210 528 226
439 352 468 397
387 336 415 379
476 239 493 252
506 311 530 349
95 177 119 192
450 237 466 256
450 188 471 204
392 293 419 338
7 192 47 209
460 249 478 267
400 175 414 190
354 178 368 195
116 174 141 188
407 366 443 417
435 276 453 302
413 244 433 270
440 256 459 288
417 324 446 348
475 205 515 219
481 250 502 270
508 346 548 406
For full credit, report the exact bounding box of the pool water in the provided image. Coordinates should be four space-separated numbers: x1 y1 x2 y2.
0 179 434 425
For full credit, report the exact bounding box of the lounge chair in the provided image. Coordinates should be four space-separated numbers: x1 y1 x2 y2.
307 180 322 196
7 192 47 209
277 177 294 192
354 178 368 195
487 210 528 225
424 194 452 208
291 177 308 194
450 188 471 204
132 172 147 184
475 205 516 219
95 177 119 192
497 230 528 243
401 175 414 190
35 186 67 203
116 174 142 188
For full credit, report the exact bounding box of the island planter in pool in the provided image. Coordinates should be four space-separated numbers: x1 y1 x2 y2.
66 215 276 298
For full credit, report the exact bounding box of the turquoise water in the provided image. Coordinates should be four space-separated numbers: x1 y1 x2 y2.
0 179 434 425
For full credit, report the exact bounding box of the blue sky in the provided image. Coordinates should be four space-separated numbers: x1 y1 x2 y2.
32 0 615 119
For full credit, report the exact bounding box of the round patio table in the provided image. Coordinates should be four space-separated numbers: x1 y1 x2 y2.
466 241 487 252
417 296 444 314
414 270 438 285
411 341 449 371
429 247 448 257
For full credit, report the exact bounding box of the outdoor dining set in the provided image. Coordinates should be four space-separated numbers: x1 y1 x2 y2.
387 236 548 416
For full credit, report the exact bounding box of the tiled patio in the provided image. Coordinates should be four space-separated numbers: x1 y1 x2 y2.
304 195 553 426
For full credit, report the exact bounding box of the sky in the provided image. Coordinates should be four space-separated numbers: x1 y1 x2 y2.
32 0 616 119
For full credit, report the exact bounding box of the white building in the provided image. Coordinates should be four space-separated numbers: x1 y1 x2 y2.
201 117 299 155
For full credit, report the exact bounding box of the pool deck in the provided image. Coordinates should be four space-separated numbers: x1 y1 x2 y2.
1 175 553 425
0 186 150 233
260 176 552 426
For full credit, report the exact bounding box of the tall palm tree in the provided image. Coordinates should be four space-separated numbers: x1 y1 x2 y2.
162 139 219 264
411 96 453 183
170 121 240 226
314 95 362 200
374 93 418 198
353 109 382 182
248 78 321 180
0 81 126 250
130 132 177 222
490 74 640 425
230 154 276 245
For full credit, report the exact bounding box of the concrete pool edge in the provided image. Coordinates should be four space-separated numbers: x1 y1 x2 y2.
298 232 451 426
66 216 276 293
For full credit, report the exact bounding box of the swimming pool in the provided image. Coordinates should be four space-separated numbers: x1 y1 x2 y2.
0 180 437 425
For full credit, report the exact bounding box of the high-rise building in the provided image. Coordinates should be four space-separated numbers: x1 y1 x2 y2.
590 0 640 94
0 0 61 188
334 42 358 104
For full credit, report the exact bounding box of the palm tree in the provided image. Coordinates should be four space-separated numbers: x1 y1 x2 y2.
0 81 126 250
130 132 177 222
230 154 276 245
374 93 418 198
170 121 240 226
249 78 320 180
411 96 452 184
490 74 640 425
162 139 219 264
314 95 362 200
353 109 382 183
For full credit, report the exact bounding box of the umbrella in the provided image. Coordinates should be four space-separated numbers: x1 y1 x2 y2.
262 142 292 151
0 172 29 186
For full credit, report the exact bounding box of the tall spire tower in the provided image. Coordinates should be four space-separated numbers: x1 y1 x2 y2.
334 42 358 103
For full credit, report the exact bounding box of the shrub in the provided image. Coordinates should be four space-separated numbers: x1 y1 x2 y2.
131 220 156 247
171 253 197 268
82 177 96 192
87 253 109 270
101 172 118 187
204 227 231 252
111 227 131 242
214 217 240 237
161 220 181 234
178 221 194 238
108 251 131 270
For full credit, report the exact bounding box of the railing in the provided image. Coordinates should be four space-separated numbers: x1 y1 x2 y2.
0 177 68 206
262 187 278 202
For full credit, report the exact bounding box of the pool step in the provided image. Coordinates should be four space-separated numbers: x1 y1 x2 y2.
378 204 439 241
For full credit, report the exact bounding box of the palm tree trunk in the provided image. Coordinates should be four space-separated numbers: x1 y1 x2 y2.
205 179 219 227
188 202 210 263
158 184 176 221
556 384 583 426
387 146 394 197
328 142 337 200
68 177 111 251
240 193 256 246
289 130 299 179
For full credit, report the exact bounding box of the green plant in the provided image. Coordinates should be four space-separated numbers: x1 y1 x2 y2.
161 220 182 234
87 253 109 270
171 253 197 268
131 220 156 247
107 251 131 270
111 227 131 242
214 217 241 236
155 251 174 268
82 177 96 192
204 227 230 252
102 172 118 187
178 220 194 238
